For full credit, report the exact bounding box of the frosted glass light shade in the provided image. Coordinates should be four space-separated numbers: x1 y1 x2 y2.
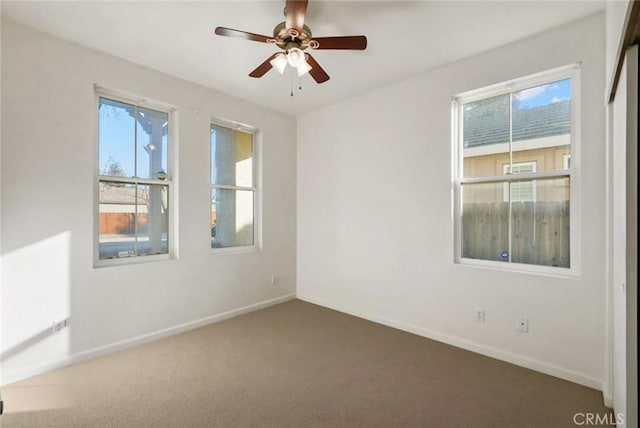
270 53 287 74
296 60 312 76
287 48 305 67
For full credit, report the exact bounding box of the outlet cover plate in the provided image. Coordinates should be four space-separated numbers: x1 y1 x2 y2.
517 317 529 332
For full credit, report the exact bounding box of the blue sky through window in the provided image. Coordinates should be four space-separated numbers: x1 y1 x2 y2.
513 78 570 109
98 98 168 179
99 100 135 177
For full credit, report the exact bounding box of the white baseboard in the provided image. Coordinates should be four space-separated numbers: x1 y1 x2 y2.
1 293 296 386
298 294 603 391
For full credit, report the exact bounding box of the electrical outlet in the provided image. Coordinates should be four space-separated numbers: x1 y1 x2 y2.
517 317 529 332
475 309 485 322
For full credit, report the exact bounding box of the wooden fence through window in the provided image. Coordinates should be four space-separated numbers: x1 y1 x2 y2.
462 201 570 268
99 213 149 235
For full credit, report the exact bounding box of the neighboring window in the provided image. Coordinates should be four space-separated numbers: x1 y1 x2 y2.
502 161 537 202
210 122 257 249
454 65 578 270
97 94 172 263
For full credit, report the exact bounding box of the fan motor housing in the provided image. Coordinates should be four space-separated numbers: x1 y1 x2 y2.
272 22 313 50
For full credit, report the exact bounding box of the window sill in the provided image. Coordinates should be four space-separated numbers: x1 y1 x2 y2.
210 245 259 256
94 253 173 269
456 257 579 279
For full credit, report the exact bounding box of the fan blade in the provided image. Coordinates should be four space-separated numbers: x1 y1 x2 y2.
310 36 367 50
249 53 280 78
304 53 330 84
285 0 308 33
214 27 273 44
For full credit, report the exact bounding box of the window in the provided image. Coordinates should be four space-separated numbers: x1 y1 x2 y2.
96 91 174 264
210 121 257 250
453 65 579 271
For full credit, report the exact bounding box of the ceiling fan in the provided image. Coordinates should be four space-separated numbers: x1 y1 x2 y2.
214 0 367 84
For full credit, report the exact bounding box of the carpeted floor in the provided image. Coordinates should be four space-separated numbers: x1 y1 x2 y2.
1 299 612 427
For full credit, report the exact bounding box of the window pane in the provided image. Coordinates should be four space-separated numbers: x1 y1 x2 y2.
461 182 509 262
512 79 571 172
99 181 137 259
211 188 217 242
135 184 169 256
462 94 510 178
211 188 254 248
462 79 572 178
98 181 168 259
98 98 135 178
137 107 169 180
211 125 253 187
462 178 570 267
511 178 569 267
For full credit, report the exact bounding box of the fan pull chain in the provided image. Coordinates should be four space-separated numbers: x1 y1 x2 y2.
288 70 304 97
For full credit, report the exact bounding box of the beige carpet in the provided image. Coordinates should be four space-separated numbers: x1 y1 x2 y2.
1 300 612 427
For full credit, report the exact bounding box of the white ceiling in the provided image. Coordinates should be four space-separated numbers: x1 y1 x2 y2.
1 1 604 116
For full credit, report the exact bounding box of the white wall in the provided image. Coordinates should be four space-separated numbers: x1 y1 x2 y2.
298 13 607 389
0 19 297 385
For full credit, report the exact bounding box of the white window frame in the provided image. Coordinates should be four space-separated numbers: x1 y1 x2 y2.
452 64 581 276
93 85 178 268
210 117 261 255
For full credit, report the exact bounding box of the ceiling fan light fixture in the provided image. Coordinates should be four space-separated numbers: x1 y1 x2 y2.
296 60 312 77
286 47 305 67
215 0 367 84
270 52 288 74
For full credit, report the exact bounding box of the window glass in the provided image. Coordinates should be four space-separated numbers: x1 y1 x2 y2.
463 94 510 147
97 95 171 262
134 184 169 256
210 122 256 250
462 79 571 179
510 178 569 267
461 178 569 267
136 107 168 180
211 188 254 248
98 98 136 178
211 125 254 187
512 79 571 140
98 181 169 259
455 67 576 270
461 182 509 262
99 181 137 258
